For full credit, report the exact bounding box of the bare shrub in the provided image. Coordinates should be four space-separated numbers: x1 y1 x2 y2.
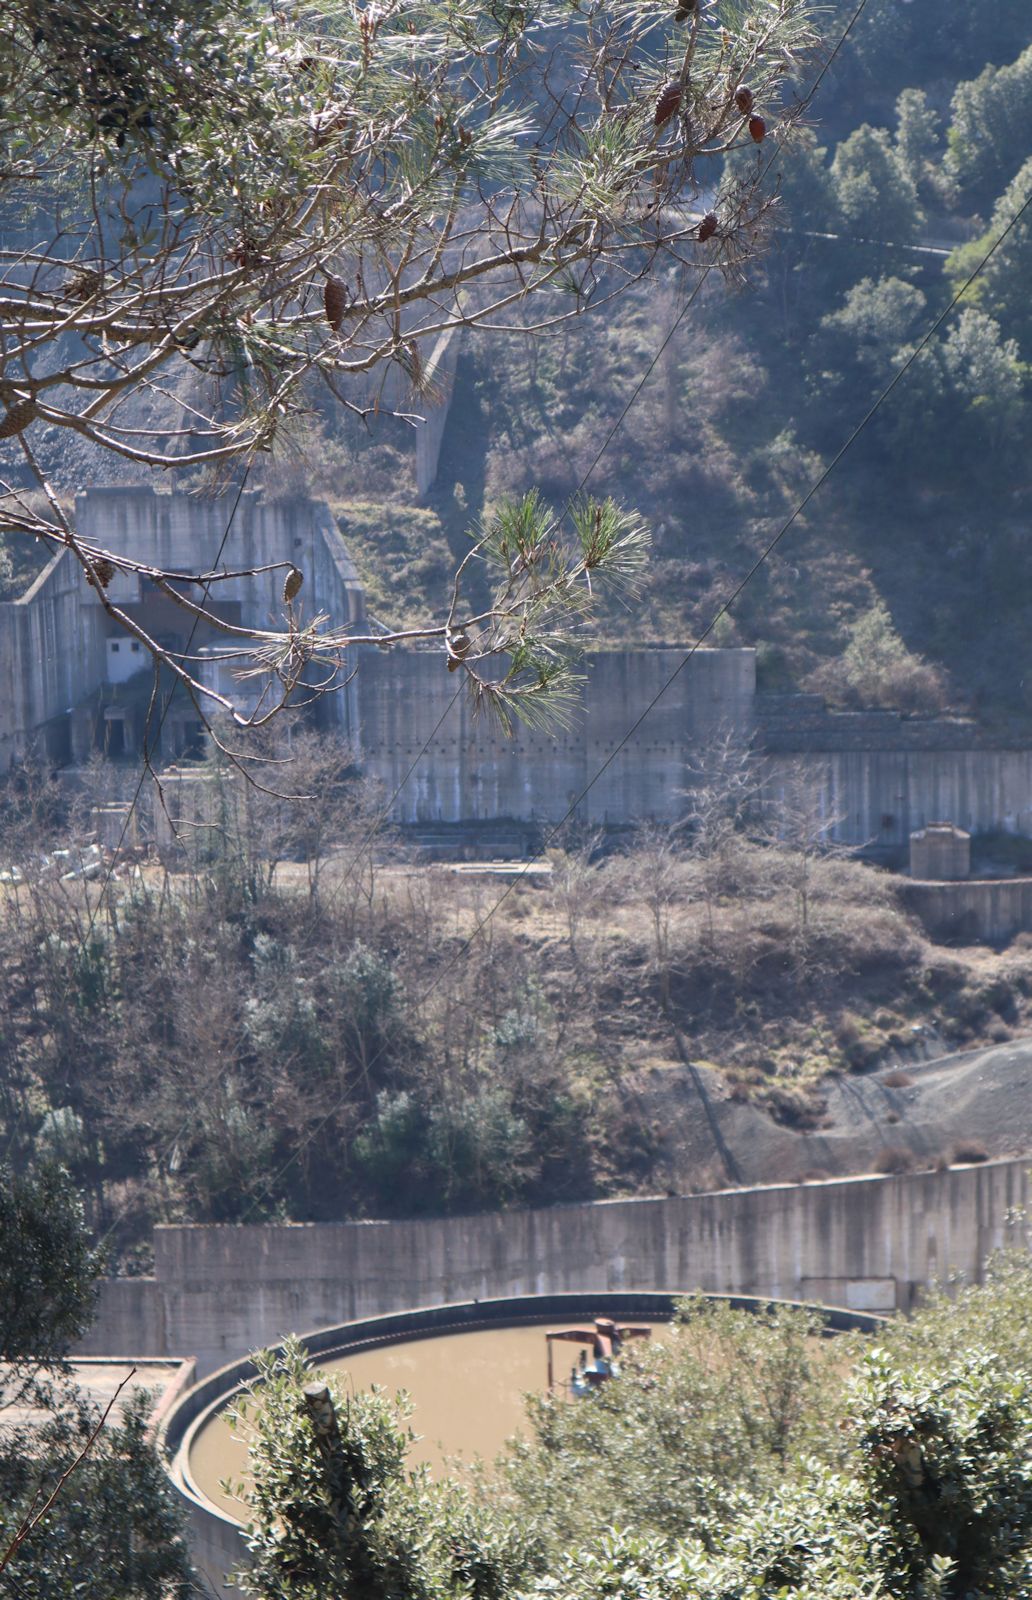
873 1146 917 1175
951 1138 990 1165
882 1070 914 1088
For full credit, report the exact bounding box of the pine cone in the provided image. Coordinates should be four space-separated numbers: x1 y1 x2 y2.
283 566 304 604
86 558 117 589
734 84 754 114
0 398 39 439
654 81 682 127
748 115 766 143
697 212 718 242
447 631 471 671
324 277 348 333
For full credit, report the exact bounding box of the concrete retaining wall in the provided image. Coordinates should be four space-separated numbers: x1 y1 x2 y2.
352 648 1032 849
355 646 757 827
1 489 368 772
901 877 1032 945
764 749 1032 852
76 1158 1032 1376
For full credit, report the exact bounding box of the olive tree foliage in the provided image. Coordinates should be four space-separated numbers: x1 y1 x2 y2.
233 1339 541 1600
510 1276 1032 1600
519 1343 1032 1600
0 0 818 730
498 1297 845 1554
232 1277 1032 1600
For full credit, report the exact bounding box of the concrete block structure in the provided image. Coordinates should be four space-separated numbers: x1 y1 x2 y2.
910 822 971 880
75 1157 1032 1378
0 487 365 771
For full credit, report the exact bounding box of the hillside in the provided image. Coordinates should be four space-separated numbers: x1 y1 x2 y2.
254 0 1031 725
5 774 1032 1262
2 4 1027 726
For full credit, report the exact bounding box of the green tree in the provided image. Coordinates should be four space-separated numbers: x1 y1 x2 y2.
945 44 1032 207
830 124 922 244
232 1285 1032 1600
499 1297 845 1555
0 1161 102 1402
940 307 1028 463
0 1391 193 1600
0 1162 193 1598
826 601 947 713
828 0 1028 103
949 157 1032 359
895 88 941 199
809 274 927 420
517 1343 1032 1600
235 1340 540 1600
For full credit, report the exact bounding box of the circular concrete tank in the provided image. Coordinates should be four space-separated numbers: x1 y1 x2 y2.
160 1292 883 1591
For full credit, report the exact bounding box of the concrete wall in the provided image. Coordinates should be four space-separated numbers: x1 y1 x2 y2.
76 1158 1031 1375
351 648 1032 848
0 489 367 772
901 877 1032 945
415 326 463 496
0 549 107 769
764 749 1032 852
355 647 757 826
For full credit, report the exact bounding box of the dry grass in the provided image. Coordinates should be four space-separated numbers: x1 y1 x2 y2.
873 1146 918 1175
367 839 1032 1134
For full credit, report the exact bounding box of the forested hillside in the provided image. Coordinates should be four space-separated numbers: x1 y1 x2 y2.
2 3 1026 719
294 0 1031 722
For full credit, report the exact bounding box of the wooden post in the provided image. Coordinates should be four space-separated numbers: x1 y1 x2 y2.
303 1381 348 1528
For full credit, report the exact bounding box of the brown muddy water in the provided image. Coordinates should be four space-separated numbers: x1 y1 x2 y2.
187 1320 663 1522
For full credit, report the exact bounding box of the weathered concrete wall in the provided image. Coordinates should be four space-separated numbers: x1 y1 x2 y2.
352 650 1032 846
76 1158 1031 1375
0 549 107 769
355 647 757 825
764 749 1032 852
901 877 1032 945
415 326 463 496
1 489 367 772
74 487 366 638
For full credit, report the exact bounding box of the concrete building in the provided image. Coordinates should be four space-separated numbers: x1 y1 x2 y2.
0 486 365 769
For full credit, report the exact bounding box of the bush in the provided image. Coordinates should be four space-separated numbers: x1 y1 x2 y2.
951 1138 990 1164
882 1069 914 1088
873 1145 917 1174
813 602 949 713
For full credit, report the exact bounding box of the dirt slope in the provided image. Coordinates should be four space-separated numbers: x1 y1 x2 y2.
642 1035 1032 1190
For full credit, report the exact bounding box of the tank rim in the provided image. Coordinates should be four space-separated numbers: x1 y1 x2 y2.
161 1289 886 1526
